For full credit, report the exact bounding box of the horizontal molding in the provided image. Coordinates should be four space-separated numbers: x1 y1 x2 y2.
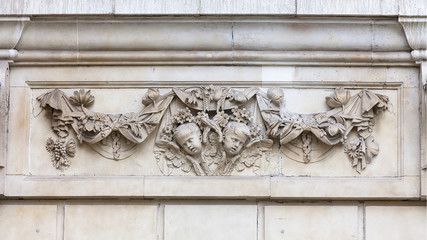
13 50 414 66
26 80 403 89
4 175 420 200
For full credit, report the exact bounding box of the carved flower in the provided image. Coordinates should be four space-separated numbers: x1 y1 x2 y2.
325 87 350 109
160 124 175 141
344 138 361 159
250 123 263 139
186 93 198 106
231 108 252 124
213 111 229 128
267 88 284 106
173 108 194 124
69 89 94 107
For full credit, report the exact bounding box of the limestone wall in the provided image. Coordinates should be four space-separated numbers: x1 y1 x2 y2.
1 200 426 240
0 1 426 239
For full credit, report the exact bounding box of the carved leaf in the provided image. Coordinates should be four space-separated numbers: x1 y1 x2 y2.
365 136 379 162
66 139 76 157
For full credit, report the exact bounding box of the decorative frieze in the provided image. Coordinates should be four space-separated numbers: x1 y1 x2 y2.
37 86 390 175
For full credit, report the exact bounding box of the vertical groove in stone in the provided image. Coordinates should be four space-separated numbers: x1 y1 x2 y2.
56 202 65 240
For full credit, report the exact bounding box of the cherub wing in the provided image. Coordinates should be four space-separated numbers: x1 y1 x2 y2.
236 139 274 172
155 140 191 175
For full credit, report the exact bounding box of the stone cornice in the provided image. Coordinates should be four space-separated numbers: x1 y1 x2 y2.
0 17 418 65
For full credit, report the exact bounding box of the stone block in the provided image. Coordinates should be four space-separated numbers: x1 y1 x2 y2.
270 176 420 199
64 204 157 240
366 205 427 240
16 22 78 51
144 177 270 198
5 176 144 197
373 22 411 51
233 22 373 51
115 0 199 14
297 0 398 15
200 0 295 14
399 0 427 16
0 204 57 240
164 204 257 240
265 204 359 240
77 22 232 51
0 0 113 15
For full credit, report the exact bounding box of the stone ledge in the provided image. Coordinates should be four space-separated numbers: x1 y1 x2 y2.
11 50 414 65
4 175 421 199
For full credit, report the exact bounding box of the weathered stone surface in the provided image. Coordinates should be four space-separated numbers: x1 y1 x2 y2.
0 0 426 15
265 205 359 240
200 0 295 14
365 205 427 240
297 0 399 15
164 204 257 240
6 86 30 175
0 204 57 240
64 204 157 240
144 177 270 198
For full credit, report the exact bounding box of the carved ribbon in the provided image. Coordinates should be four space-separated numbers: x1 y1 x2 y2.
38 86 390 174
38 89 173 147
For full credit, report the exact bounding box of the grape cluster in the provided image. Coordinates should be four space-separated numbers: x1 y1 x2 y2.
53 141 66 161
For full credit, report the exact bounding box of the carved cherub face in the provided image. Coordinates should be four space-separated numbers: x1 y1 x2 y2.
174 123 202 156
223 122 250 156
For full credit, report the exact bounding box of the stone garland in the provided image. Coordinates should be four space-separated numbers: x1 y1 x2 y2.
37 86 390 174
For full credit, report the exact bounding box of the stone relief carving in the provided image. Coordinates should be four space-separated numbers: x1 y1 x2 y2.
45 137 76 171
154 86 272 176
37 88 174 163
257 87 390 173
37 86 390 174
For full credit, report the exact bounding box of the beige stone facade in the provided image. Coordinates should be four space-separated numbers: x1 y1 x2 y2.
1 1 426 239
